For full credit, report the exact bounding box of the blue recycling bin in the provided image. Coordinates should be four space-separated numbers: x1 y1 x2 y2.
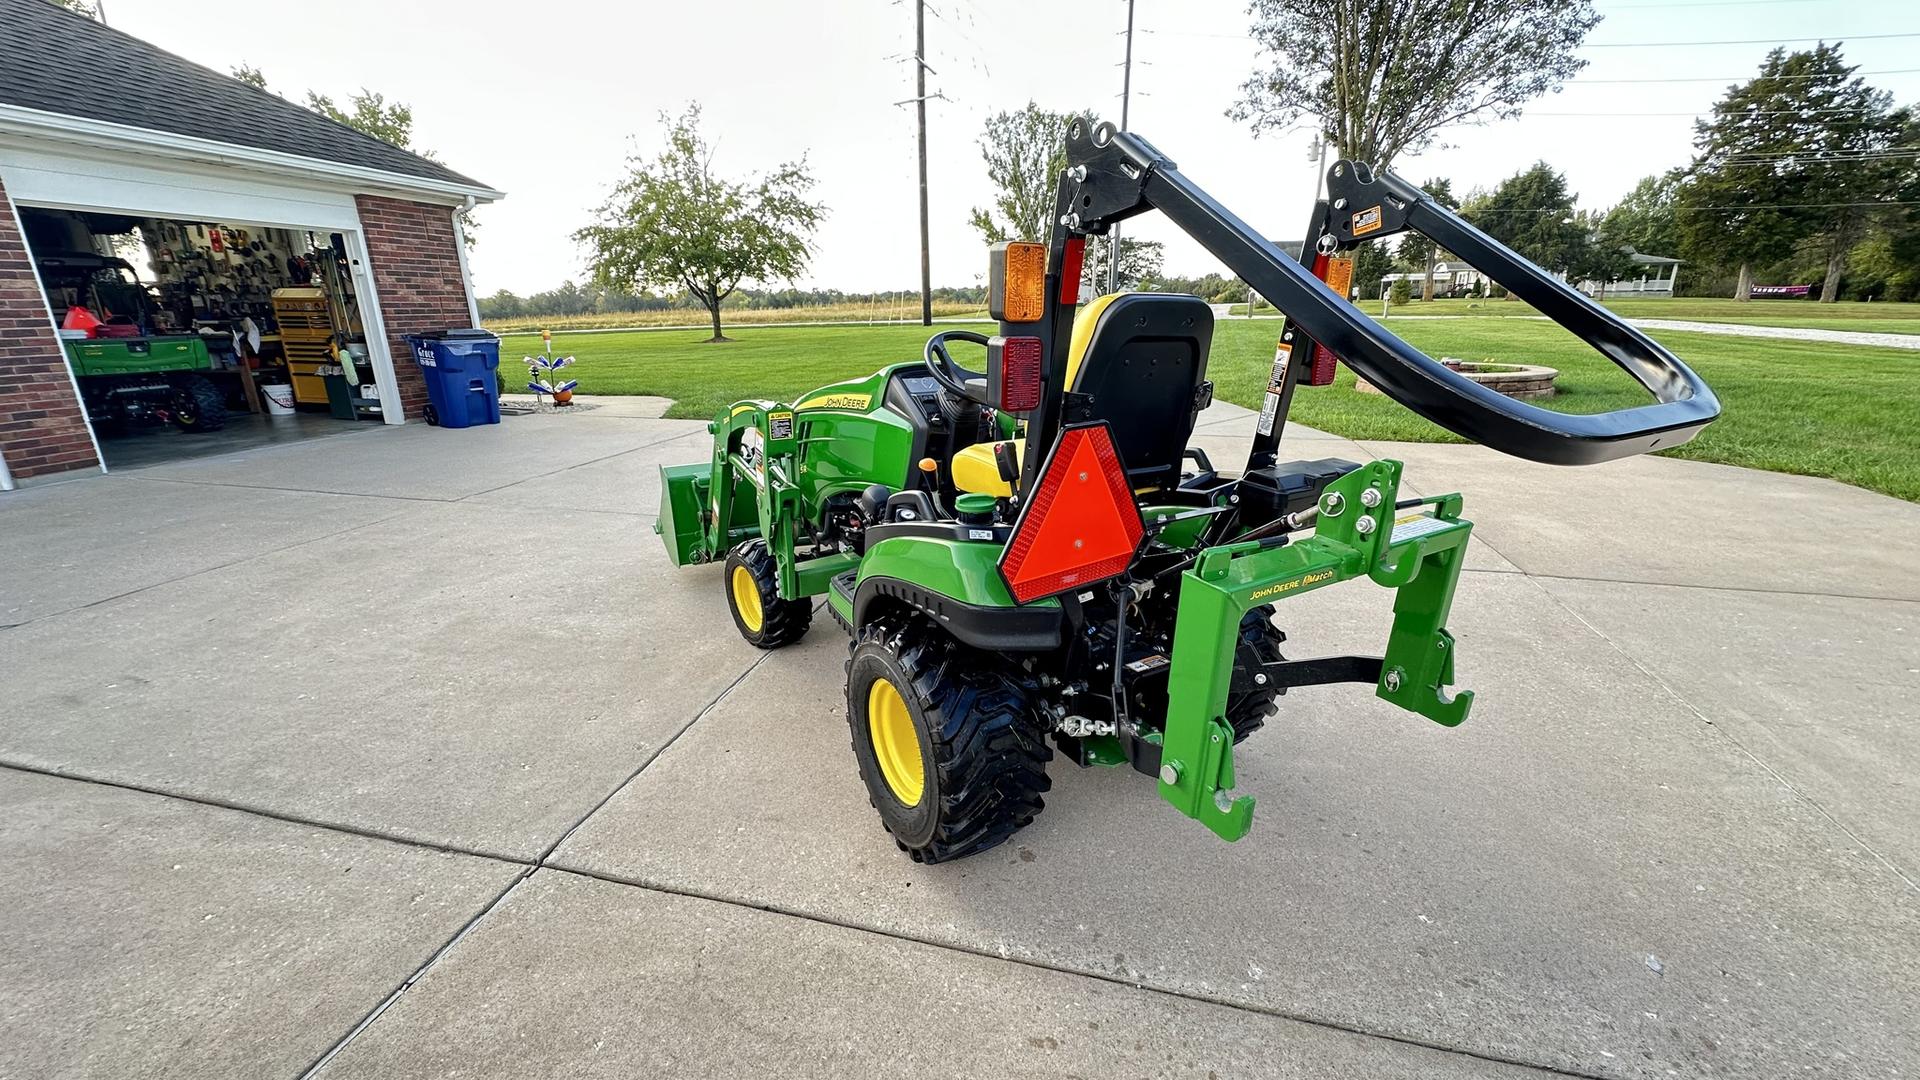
406 328 501 428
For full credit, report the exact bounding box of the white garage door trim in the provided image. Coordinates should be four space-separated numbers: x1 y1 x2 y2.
1 146 408 440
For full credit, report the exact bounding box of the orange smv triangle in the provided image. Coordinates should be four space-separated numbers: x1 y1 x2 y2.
1000 424 1145 603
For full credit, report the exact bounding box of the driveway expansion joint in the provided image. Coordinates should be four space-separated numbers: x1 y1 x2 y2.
0 761 531 867
1521 576 1919 895
293 641 783 1076
537 864 1616 1080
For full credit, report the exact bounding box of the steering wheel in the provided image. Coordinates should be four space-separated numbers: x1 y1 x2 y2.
923 330 994 407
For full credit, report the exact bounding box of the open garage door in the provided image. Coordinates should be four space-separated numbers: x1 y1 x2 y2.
2 145 407 470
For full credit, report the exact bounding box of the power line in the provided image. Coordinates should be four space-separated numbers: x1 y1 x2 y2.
1575 67 1920 83
1601 0 1822 8
1721 152 1920 163
1533 107 1879 115
1468 200 1920 213
1584 31 1920 47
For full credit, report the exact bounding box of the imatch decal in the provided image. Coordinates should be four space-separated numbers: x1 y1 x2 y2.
1351 205 1384 236
1248 568 1336 600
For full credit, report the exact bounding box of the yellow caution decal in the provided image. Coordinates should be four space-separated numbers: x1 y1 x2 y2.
1351 205 1384 236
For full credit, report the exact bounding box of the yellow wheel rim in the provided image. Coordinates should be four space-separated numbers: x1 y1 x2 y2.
867 678 925 807
731 565 764 633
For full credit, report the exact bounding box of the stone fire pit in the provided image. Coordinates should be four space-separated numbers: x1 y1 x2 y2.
1355 357 1559 399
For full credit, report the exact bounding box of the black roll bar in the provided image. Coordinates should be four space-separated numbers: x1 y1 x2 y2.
1035 121 1719 477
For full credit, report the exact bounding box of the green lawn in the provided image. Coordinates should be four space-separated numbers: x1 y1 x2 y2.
1369 296 1920 336
504 318 1920 502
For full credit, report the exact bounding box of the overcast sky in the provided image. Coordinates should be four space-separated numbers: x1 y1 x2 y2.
103 0 1914 296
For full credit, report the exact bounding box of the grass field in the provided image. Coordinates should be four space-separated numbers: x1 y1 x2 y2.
1363 296 1920 336
503 318 1920 501
482 302 987 334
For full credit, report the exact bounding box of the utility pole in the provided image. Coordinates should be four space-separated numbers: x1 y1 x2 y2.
915 0 933 326
1107 0 1136 295
1309 132 1328 204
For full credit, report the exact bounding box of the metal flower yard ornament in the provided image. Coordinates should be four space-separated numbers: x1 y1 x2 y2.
526 328 579 407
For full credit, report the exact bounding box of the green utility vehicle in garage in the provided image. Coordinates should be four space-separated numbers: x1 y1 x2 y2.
40 253 226 433
657 121 1719 863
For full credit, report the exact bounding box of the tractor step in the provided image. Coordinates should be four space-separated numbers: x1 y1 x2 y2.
827 570 857 633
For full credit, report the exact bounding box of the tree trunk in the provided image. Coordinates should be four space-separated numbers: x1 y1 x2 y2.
1734 262 1752 301
705 300 730 343
1422 265 1435 302
1819 246 1846 303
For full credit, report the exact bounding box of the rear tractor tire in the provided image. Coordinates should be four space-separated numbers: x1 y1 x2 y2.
723 539 812 649
1224 605 1288 743
169 375 227 433
845 617 1052 863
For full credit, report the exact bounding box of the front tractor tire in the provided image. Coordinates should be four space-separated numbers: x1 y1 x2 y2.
723 540 812 649
845 618 1052 863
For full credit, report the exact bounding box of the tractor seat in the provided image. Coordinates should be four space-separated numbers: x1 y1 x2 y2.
951 292 1215 497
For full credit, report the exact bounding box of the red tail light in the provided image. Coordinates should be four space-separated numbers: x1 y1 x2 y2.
989 335 1043 413
998 422 1145 604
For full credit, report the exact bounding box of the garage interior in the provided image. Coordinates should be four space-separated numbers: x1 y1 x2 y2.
23 207 387 469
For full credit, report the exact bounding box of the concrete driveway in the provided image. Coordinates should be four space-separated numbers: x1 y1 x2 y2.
2 398 1915 1080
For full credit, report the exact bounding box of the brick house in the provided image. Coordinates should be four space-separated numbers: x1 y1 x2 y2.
0 0 501 481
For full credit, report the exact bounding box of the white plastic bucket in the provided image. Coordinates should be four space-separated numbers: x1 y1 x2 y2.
261 383 296 416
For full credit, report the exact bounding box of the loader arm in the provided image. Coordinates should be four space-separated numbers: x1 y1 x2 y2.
1021 121 1720 493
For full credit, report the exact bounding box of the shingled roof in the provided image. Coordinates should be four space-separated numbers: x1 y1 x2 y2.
0 0 490 192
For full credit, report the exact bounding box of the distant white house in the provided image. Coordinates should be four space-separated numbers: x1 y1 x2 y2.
1588 252 1682 297
1380 261 1496 298
1382 252 1683 299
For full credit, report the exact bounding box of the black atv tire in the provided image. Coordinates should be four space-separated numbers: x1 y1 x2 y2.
1224 605 1288 744
168 375 227 433
845 617 1052 863
723 539 812 649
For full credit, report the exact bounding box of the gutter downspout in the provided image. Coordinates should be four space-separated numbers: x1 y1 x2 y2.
452 197 481 328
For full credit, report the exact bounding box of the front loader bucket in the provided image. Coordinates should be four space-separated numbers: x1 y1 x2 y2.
654 462 711 566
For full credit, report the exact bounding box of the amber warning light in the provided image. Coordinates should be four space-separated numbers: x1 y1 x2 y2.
989 241 1047 323
998 423 1145 604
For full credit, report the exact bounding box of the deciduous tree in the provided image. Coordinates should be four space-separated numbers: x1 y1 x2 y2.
1078 237 1166 294
1671 45 1910 301
306 90 415 149
1600 174 1680 256
1232 0 1600 168
575 106 824 342
968 103 1095 244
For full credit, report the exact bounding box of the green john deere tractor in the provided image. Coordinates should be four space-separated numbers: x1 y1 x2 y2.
656 121 1720 863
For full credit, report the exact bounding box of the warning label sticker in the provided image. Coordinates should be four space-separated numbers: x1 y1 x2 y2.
1267 342 1293 393
1352 205 1384 236
1258 392 1280 436
1389 513 1453 544
1125 653 1170 674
